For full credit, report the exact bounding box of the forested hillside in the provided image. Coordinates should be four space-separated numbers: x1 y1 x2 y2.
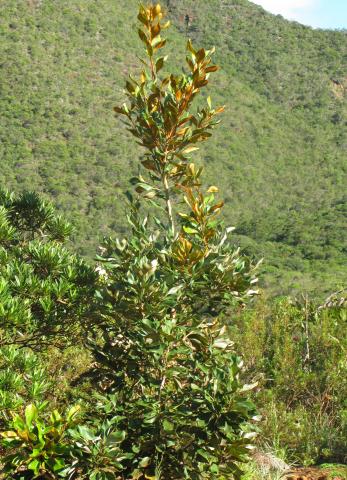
1 0 346 296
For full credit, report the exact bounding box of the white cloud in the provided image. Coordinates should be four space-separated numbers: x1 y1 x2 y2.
252 0 317 21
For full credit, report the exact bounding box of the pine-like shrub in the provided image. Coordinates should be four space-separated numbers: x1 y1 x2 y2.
0 190 97 347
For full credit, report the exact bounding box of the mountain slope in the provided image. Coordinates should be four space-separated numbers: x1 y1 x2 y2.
0 0 346 296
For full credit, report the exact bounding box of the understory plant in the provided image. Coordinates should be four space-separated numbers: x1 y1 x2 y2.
86 4 260 479
230 295 347 466
67 419 132 480
0 346 51 426
1 404 80 479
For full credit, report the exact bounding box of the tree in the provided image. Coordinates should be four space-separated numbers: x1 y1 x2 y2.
87 4 260 478
0 190 98 347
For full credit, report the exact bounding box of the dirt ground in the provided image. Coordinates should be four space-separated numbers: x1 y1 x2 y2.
283 465 347 480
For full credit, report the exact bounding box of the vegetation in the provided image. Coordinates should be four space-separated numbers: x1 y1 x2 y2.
83 5 259 478
0 190 97 348
1 404 80 478
1 4 261 479
231 295 347 467
1 296 346 479
0 0 346 296
0 1 346 479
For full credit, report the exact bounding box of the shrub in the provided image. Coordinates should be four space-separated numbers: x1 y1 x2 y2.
68 417 131 480
0 346 51 426
0 190 98 347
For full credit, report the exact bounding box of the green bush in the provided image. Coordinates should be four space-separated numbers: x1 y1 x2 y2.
68 415 133 480
0 190 98 347
0 346 51 426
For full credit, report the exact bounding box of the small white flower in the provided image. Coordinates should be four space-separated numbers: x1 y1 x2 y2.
95 265 108 279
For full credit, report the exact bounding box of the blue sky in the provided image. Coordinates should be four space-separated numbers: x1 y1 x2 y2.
251 0 347 29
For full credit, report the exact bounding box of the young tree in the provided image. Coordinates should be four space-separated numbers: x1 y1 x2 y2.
88 4 260 479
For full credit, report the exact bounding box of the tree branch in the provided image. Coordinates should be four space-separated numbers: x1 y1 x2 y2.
163 172 175 235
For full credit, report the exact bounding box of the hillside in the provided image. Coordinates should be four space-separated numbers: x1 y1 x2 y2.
0 0 346 296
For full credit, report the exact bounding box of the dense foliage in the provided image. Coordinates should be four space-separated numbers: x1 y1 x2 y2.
1 404 80 478
0 346 51 423
0 0 346 296
84 6 259 478
0 190 97 347
1 297 346 479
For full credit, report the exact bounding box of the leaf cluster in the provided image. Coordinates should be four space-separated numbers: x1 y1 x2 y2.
0 346 51 425
114 4 225 231
1 404 80 478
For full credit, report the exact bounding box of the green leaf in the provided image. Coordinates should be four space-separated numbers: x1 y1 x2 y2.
106 430 126 444
66 404 80 422
183 226 199 234
52 457 66 472
25 404 38 428
50 409 62 424
139 456 151 468
13 415 26 431
163 419 174 432
76 425 97 441
28 458 40 474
